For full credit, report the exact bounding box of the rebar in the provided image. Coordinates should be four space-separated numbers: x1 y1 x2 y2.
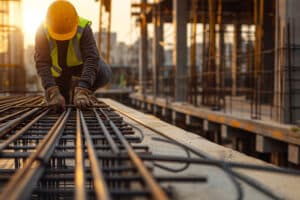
0 96 191 199
0 95 298 200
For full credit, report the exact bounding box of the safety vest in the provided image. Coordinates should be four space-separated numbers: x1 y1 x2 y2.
44 17 91 77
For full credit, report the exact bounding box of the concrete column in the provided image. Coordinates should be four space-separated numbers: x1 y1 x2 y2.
262 0 275 104
139 0 148 94
152 5 164 97
275 0 300 123
173 0 187 102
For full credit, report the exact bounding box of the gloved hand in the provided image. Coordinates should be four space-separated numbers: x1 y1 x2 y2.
73 87 93 109
45 86 66 112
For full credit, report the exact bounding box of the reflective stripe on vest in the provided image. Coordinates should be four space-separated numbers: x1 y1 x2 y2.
44 17 91 77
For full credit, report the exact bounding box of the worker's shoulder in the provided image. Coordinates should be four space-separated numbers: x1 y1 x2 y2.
34 23 48 45
81 23 93 37
35 23 46 36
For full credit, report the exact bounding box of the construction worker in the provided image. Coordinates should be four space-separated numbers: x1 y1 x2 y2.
35 0 111 111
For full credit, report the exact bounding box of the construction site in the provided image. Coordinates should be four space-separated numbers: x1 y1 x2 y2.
0 0 300 199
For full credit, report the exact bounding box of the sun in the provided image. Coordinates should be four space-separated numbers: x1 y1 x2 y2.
23 9 45 36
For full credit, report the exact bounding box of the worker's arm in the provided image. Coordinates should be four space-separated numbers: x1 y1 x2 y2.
79 25 109 89
34 25 56 89
34 25 65 111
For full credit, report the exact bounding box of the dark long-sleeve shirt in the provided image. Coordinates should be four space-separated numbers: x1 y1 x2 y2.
34 23 103 89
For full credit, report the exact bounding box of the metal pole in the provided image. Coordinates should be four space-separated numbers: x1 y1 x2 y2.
217 0 223 109
287 22 293 123
106 0 112 64
201 0 207 105
190 0 198 105
253 0 264 119
98 0 103 56
232 17 240 97
139 0 148 94
208 0 216 107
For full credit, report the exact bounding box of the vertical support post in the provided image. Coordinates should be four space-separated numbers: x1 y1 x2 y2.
106 0 112 64
190 0 198 105
152 3 164 97
232 19 241 96
208 0 216 106
139 0 148 94
201 0 208 105
217 0 223 109
273 0 283 122
261 0 275 104
246 7 253 103
173 0 187 102
98 0 103 56
252 0 264 119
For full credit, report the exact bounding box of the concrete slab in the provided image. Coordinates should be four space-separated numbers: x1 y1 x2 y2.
102 98 300 200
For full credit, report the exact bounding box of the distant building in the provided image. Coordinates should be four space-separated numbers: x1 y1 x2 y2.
127 39 139 69
113 42 129 65
94 30 117 64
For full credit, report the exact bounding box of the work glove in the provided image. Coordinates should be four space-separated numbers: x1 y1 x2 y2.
73 87 93 109
45 86 66 113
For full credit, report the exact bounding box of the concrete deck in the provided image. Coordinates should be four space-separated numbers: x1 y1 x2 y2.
103 98 300 200
130 93 300 164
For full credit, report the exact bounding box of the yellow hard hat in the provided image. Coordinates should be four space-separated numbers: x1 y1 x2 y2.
45 0 78 41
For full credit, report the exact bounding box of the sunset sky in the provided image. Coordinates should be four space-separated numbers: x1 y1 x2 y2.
22 0 134 46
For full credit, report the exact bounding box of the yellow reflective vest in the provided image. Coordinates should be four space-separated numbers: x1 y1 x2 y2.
44 17 91 77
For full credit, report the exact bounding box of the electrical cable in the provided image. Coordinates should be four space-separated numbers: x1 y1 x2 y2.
126 122 145 142
151 137 191 173
151 136 243 200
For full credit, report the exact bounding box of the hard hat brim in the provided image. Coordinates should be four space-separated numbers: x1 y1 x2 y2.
48 25 78 41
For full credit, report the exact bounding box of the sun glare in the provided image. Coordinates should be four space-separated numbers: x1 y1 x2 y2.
23 9 44 36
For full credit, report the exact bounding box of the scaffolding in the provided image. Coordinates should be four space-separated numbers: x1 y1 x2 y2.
0 0 24 93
